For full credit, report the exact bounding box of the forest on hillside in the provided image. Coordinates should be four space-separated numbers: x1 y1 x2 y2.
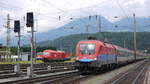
37 32 150 54
1 32 149 55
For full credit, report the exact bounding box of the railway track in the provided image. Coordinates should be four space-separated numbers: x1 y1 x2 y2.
1 60 148 84
38 60 148 84
0 62 75 80
0 67 48 74
0 65 74 74
0 66 75 79
61 59 148 84
108 60 149 84
1 70 79 84
0 62 75 75
0 62 75 71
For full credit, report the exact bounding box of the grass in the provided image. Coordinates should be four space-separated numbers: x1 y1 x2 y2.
0 59 75 64
146 56 150 59
65 57 75 62
0 56 76 64
0 60 43 64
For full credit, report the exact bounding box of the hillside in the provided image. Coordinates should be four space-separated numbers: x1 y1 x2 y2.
36 32 150 53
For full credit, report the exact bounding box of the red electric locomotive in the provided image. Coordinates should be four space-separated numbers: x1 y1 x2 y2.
36 52 43 60
36 50 70 62
75 40 145 71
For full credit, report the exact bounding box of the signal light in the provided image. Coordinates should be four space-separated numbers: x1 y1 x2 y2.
14 20 20 33
26 12 34 27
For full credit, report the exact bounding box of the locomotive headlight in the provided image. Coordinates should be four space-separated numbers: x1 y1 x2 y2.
76 57 79 60
94 57 97 60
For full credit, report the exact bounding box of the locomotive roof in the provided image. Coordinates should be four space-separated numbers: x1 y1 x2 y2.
78 40 104 44
43 50 66 53
78 40 135 52
43 50 57 52
78 40 115 48
103 43 114 49
57 50 65 53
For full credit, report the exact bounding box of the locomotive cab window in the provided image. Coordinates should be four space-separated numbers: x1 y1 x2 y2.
37 52 43 55
79 44 96 55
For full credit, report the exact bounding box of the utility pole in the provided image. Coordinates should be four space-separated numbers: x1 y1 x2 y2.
124 40 126 48
86 16 91 39
97 15 101 40
98 15 101 33
6 14 11 61
133 13 137 60
96 15 106 41
86 25 89 38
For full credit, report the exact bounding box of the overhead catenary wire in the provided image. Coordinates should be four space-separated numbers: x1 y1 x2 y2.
42 0 65 12
35 0 115 24
1 0 149 32
41 0 103 27
63 0 75 7
115 0 132 25
34 0 74 22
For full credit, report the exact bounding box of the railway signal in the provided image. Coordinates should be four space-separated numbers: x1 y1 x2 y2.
14 20 21 74
14 20 20 33
26 12 35 77
26 12 34 27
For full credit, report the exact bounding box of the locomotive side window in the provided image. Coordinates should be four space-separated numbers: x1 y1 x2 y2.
79 44 96 55
43 52 49 55
37 52 43 55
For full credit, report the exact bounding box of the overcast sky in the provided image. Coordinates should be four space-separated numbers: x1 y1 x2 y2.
0 0 149 39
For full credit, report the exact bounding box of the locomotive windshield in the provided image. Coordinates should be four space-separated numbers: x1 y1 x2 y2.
79 44 95 55
43 52 49 55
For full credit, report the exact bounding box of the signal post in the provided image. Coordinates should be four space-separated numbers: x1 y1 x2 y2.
14 20 22 74
26 12 35 78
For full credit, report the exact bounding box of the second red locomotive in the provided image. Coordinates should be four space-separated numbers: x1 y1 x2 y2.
37 50 70 62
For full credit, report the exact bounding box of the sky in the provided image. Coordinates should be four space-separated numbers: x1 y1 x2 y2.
0 0 149 40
